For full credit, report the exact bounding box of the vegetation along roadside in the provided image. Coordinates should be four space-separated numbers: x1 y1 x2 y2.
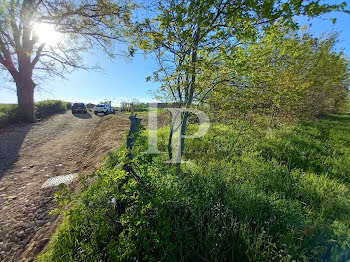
39 114 350 262
0 100 71 128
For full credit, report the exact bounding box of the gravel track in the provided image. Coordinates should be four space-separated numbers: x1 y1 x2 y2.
0 111 132 262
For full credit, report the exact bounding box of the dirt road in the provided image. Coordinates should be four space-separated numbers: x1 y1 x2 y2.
0 111 132 262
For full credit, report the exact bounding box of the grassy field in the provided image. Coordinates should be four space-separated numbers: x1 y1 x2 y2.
0 100 71 127
40 114 350 262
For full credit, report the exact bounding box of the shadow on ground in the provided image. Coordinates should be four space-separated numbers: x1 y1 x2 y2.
73 112 92 119
0 124 33 177
94 113 110 117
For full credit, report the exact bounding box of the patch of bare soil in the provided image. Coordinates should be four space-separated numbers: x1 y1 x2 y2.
0 111 134 262
77 113 133 175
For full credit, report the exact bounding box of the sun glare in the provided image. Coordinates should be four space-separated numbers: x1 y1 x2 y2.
33 23 62 46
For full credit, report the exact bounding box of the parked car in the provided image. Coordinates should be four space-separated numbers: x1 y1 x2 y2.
94 104 115 115
71 103 87 114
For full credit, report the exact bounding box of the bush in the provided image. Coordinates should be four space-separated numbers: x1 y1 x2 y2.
0 100 71 128
134 102 148 112
40 115 350 262
35 100 71 119
0 104 21 127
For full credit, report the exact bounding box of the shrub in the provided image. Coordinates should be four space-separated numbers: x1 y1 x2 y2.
35 100 71 119
0 104 21 127
0 100 71 128
134 102 148 112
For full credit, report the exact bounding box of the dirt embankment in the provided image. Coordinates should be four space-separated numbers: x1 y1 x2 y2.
0 111 138 262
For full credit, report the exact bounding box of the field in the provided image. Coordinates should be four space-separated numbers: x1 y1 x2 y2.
39 114 350 262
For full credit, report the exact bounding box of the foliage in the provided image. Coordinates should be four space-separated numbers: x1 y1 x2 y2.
0 104 20 127
40 114 350 262
119 101 148 112
207 25 350 121
134 0 349 162
0 100 70 127
133 101 148 112
341 93 350 113
35 100 71 119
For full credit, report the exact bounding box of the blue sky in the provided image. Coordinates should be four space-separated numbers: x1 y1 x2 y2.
1 5 350 106
1 50 160 106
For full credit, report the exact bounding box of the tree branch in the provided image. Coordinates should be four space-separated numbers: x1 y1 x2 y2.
31 43 45 67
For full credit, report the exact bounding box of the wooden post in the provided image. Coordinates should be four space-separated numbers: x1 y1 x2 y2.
130 103 134 116
123 115 144 185
126 115 142 159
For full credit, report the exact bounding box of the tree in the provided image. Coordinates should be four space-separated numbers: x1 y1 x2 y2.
208 26 350 122
0 0 133 122
135 0 349 162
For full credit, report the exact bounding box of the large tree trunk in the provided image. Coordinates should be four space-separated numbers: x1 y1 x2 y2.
16 77 36 123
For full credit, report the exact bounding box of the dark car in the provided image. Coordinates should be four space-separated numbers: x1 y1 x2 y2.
71 103 87 114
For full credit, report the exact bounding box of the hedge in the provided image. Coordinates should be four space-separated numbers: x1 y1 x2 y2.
35 100 71 119
0 100 71 128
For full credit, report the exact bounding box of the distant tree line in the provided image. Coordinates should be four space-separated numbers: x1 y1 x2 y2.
120 101 148 112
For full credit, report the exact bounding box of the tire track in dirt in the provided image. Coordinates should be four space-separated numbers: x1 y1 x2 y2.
0 111 133 262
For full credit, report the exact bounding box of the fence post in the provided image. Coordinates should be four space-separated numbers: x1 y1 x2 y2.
126 115 142 159
123 115 144 185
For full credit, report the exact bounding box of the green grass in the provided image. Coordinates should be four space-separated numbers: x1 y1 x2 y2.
0 100 71 127
39 114 350 262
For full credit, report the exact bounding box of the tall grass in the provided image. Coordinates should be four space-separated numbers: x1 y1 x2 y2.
40 114 350 262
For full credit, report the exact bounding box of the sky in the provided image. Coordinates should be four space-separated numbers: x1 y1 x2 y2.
1 3 350 106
